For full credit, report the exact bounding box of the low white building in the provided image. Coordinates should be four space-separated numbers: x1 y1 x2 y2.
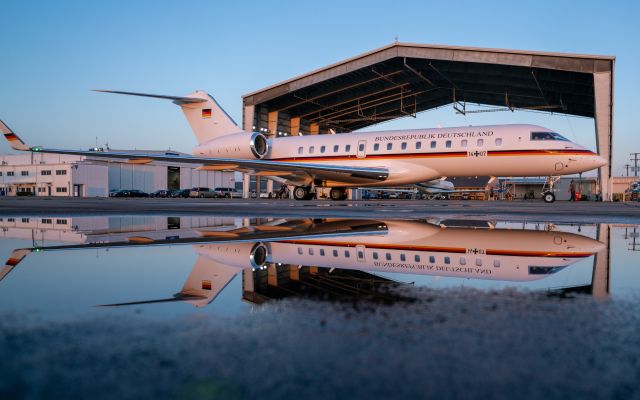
0 152 234 197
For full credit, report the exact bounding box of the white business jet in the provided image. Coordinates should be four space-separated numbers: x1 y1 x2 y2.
1 90 606 202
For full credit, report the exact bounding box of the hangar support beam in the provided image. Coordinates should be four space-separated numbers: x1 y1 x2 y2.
594 71 614 201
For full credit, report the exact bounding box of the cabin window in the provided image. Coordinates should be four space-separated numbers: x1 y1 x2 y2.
358 250 364 259
461 139 467 148
495 138 502 146
401 142 407 150
414 254 421 262
309 146 315 154
429 255 435 263
320 249 325 256
333 249 338 257
386 253 392 261
373 252 379 260
320 145 326 153
445 140 452 148
416 142 422 150
444 256 451 264
386 143 393 151
298 247 303 255
358 143 365 152
460 257 466 265
374 143 380 151
344 250 350 258
308 248 314 256
477 138 484 147
298 147 303 154
493 259 501 268
430 141 436 149
400 254 406 261
333 145 339 152
476 258 483 267
345 144 351 152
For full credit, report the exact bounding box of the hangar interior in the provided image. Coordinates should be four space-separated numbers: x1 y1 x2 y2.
242 43 614 200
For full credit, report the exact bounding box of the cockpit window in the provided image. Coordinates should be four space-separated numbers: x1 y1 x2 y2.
528 266 564 275
531 131 569 141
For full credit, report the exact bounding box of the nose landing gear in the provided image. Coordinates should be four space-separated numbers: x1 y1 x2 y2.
542 176 560 203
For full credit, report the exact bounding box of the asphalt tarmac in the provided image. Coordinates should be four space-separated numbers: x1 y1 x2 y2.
1 197 639 222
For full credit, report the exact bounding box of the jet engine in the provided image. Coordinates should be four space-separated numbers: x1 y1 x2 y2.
194 132 270 159
194 241 270 269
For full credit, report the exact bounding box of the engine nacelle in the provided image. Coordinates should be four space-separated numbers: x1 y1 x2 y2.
194 132 269 159
194 242 270 269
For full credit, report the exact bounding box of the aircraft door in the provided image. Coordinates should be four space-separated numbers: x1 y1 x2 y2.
357 140 367 158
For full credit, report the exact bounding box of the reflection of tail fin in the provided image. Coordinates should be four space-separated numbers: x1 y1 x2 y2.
98 254 241 309
0 249 31 283
94 90 243 144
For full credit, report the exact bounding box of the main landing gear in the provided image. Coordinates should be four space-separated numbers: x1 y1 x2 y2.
329 187 348 201
292 186 348 201
542 176 560 203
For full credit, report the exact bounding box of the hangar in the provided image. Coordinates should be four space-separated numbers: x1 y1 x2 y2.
242 42 615 200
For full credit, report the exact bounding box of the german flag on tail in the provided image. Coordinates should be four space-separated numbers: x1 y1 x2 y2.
201 108 212 119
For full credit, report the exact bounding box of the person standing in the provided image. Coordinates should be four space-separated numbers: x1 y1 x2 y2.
569 180 576 201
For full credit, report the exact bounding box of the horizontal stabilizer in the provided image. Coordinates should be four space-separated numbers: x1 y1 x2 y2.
93 90 207 105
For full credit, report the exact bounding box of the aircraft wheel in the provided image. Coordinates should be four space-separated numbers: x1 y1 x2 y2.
330 188 346 201
293 186 310 200
543 192 555 203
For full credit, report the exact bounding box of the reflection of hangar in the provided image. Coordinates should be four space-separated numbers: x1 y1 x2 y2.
243 43 614 200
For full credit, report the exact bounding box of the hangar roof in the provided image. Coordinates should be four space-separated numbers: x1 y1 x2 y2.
242 42 615 132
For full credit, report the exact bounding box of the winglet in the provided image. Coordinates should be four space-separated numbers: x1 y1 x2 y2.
0 120 30 151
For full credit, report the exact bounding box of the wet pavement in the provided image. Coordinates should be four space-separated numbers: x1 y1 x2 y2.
0 214 639 399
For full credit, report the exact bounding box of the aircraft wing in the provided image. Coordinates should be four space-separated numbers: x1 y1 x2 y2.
1 120 388 184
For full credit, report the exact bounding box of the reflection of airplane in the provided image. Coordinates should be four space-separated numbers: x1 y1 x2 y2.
2 89 606 202
1 218 604 308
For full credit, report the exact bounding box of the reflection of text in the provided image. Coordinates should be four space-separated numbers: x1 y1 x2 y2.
374 261 492 275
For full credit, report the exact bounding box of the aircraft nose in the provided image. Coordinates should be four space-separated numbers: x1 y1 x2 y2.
594 155 608 168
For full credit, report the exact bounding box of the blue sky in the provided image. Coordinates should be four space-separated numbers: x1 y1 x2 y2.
1 0 638 174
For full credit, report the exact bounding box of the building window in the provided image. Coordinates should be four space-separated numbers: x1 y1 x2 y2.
22 218 29 223
345 144 351 152
414 254 421 262
56 187 68 193
461 139 468 147
21 171 28 176
386 143 392 151
56 170 67 175
477 139 484 147
309 146 315 154
495 138 503 146
373 143 380 151
416 142 422 150
56 219 68 225
320 146 326 153
41 170 51 176
41 218 52 224
430 141 436 149
7 171 14 176
401 142 407 150
333 145 339 152
0 172 2 176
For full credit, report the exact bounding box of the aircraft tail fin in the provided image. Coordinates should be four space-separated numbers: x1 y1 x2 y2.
94 90 243 144
1 249 31 283
1 120 30 151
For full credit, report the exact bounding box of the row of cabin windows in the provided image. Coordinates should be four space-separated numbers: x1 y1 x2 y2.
296 138 503 155
296 246 501 267
0 170 66 177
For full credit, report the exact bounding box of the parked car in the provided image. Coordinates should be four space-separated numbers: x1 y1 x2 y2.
212 187 241 198
150 189 171 198
113 189 149 198
189 187 216 198
170 189 190 198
